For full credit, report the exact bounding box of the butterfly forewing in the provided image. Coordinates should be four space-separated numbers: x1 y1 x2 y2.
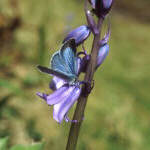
51 52 70 74
60 39 78 76
48 39 78 81
60 47 76 74
37 65 71 81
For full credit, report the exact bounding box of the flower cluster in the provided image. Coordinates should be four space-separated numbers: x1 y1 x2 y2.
37 0 113 124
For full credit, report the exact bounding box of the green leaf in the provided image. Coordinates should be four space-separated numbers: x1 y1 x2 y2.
0 137 8 150
10 143 44 150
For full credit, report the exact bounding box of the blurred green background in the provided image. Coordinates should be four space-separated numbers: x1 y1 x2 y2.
0 0 150 149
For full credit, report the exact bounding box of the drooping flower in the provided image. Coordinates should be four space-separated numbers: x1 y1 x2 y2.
37 82 81 123
63 25 91 46
53 84 81 123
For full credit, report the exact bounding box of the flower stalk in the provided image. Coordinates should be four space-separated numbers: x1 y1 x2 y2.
66 1 105 150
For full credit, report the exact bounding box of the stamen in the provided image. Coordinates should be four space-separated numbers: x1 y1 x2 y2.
65 115 84 123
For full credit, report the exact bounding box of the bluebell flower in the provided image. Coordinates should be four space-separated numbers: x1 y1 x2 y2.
37 81 81 123
63 25 91 46
79 44 109 72
96 27 110 68
96 44 109 69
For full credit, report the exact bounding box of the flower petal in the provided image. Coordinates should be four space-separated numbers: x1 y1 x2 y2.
36 92 47 100
63 25 91 46
90 0 113 18
77 57 81 75
49 76 67 91
37 85 73 105
103 0 113 9
88 0 96 9
46 85 73 105
96 44 109 69
53 86 81 123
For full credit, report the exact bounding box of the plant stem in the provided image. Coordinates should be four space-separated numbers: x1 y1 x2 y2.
66 2 104 149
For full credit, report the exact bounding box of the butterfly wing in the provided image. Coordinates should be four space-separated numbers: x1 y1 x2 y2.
37 65 71 81
50 39 78 81
51 51 70 74
59 39 78 76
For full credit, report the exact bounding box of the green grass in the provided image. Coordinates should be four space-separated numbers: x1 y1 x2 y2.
0 0 150 150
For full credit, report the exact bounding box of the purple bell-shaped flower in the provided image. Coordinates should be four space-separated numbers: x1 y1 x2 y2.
96 44 109 69
63 25 91 46
37 78 81 124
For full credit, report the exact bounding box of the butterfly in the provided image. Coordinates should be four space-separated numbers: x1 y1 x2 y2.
37 39 79 83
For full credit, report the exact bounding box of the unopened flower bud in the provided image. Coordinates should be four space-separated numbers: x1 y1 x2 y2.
86 10 99 34
63 25 91 46
89 0 113 18
96 44 109 69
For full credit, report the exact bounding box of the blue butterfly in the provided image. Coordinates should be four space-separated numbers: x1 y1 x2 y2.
37 39 79 83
